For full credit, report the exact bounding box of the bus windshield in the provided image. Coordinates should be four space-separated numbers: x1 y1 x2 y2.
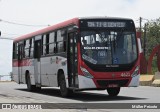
81 30 137 65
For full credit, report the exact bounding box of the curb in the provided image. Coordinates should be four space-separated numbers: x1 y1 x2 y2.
139 75 154 86
151 72 160 87
152 80 160 87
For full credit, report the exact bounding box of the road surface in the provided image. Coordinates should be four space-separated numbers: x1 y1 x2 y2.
0 82 160 112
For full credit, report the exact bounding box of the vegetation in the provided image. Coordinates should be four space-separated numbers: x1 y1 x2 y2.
141 17 160 73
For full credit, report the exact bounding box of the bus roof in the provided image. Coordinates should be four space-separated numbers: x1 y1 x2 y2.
79 16 133 21
14 17 79 42
13 17 133 42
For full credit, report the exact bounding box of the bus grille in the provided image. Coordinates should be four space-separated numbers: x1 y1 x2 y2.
97 79 129 87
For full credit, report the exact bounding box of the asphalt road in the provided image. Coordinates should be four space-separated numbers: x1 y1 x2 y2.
0 82 160 112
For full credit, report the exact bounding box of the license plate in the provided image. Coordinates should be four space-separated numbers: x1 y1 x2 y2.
108 84 118 87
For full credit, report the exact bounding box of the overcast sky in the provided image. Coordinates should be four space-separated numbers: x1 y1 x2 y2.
0 0 160 76
1 0 160 38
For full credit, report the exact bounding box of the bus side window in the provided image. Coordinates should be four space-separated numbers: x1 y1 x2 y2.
29 38 34 57
54 31 57 53
13 43 18 59
57 30 67 53
23 40 26 58
18 41 24 60
42 34 49 55
42 35 46 55
46 34 49 54
49 32 56 54
63 30 67 52
25 39 30 58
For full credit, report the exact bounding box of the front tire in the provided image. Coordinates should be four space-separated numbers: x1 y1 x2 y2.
107 87 120 97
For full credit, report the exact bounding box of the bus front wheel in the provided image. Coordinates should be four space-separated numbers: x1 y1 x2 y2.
106 87 120 97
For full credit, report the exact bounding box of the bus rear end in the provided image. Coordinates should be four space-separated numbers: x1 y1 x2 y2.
77 18 140 96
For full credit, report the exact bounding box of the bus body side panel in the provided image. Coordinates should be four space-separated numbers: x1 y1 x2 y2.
40 56 58 87
22 59 35 85
41 56 52 86
128 74 140 87
30 64 36 85
78 75 96 89
12 59 35 85
56 56 68 88
13 59 35 85
12 60 19 83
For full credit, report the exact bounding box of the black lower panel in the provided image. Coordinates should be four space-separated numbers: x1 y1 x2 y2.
97 79 129 87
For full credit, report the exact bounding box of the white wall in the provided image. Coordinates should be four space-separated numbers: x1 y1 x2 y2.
0 39 13 81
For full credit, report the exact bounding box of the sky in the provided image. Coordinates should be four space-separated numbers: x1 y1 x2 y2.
0 0 160 78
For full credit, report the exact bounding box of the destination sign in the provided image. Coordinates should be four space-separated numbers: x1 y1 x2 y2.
87 22 126 28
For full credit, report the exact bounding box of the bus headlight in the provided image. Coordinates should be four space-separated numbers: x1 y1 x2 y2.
131 66 139 77
80 67 94 79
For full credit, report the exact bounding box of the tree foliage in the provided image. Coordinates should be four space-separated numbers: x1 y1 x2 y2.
142 18 160 57
141 18 160 73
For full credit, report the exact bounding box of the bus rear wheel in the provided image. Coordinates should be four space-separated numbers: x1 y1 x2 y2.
107 87 120 97
26 74 36 91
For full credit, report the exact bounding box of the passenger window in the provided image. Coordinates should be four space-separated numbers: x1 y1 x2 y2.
43 35 46 55
46 34 49 54
13 43 18 59
57 30 66 53
49 32 56 54
29 38 34 57
25 39 30 58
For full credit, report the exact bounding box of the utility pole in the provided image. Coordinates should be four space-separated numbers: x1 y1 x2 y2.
139 17 142 32
144 23 147 57
139 17 143 46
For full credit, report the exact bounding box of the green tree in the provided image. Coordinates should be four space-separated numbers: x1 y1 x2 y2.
142 18 160 73
144 18 160 57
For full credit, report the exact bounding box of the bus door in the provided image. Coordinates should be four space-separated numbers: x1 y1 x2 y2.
18 44 23 83
67 32 78 88
34 39 41 85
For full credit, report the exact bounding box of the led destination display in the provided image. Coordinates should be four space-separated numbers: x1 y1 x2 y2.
80 19 135 29
87 22 126 28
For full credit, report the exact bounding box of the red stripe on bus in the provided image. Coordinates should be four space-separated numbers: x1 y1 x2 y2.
13 59 32 67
